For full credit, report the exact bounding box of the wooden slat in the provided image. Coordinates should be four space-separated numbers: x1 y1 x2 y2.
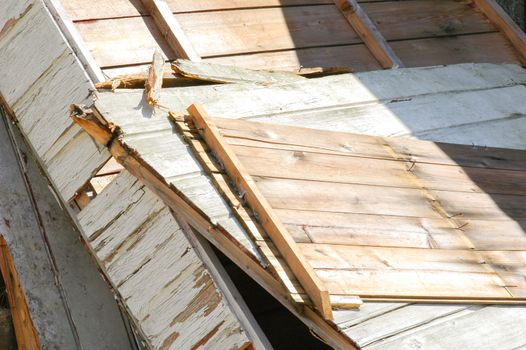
187 104 335 320
300 244 519 299
0 237 41 350
363 0 497 41
473 0 526 65
335 0 403 68
230 144 526 196
139 0 200 61
390 32 521 67
172 59 306 84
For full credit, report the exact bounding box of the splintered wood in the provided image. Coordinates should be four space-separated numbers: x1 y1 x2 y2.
179 106 526 310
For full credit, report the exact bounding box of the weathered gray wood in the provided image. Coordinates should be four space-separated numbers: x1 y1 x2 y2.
173 59 306 84
78 170 253 350
365 305 526 350
0 111 133 349
0 1 110 201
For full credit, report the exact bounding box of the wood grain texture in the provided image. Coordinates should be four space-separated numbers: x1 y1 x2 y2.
335 0 403 68
78 170 252 350
0 237 41 350
190 115 526 303
188 104 334 320
363 0 497 41
140 0 201 60
390 32 521 67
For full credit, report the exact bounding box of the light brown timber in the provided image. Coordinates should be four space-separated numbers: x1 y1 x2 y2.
187 104 335 320
334 0 403 68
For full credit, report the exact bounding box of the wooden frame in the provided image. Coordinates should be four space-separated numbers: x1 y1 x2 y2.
139 0 201 61
334 0 404 68
187 104 333 320
473 0 526 65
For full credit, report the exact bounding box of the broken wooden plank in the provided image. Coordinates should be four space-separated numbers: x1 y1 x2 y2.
334 0 403 68
172 59 306 84
145 49 164 105
139 0 201 61
187 104 335 320
0 237 41 350
473 0 526 65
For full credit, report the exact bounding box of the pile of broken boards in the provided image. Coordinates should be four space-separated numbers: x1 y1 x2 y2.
75 60 526 350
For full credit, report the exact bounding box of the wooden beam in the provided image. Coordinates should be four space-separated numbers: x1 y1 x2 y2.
0 237 41 350
187 104 334 320
472 0 526 65
334 0 404 68
139 0 201 61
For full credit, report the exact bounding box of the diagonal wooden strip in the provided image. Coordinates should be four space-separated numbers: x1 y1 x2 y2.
139 0 201 61
187 104 336 320
473 0 526 66
334 0 404 68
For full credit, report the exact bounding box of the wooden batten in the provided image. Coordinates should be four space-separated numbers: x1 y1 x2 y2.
187 104 335 320
334 0 404 68
472 0 526 65
0 236 41 350
139 0 201 61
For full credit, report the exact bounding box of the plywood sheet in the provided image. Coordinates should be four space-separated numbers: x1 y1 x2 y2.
183 114 526 304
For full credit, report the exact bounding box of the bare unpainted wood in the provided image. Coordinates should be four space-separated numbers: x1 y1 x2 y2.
140 0 200 61
473 0 526 65
334 0 403 68
187 104 335 320
172 59 306 84
145 49 164 105
0 237 41 350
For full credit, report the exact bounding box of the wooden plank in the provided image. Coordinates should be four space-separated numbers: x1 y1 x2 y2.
187 104 335 320
473 0 526 65
390 32 521 67
229 144 526 196
212 117 526 172
140 0 201 61
363 0 497 41
172 59 306 84
335 0 403 68
280 209 526 251
144 49 164 105
0 237 41 350
177 5 362 57
204 44 379 72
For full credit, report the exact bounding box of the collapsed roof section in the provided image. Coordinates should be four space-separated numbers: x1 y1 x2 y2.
72 62 526 349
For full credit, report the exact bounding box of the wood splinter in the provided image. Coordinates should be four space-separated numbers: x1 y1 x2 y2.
145 49 164 105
